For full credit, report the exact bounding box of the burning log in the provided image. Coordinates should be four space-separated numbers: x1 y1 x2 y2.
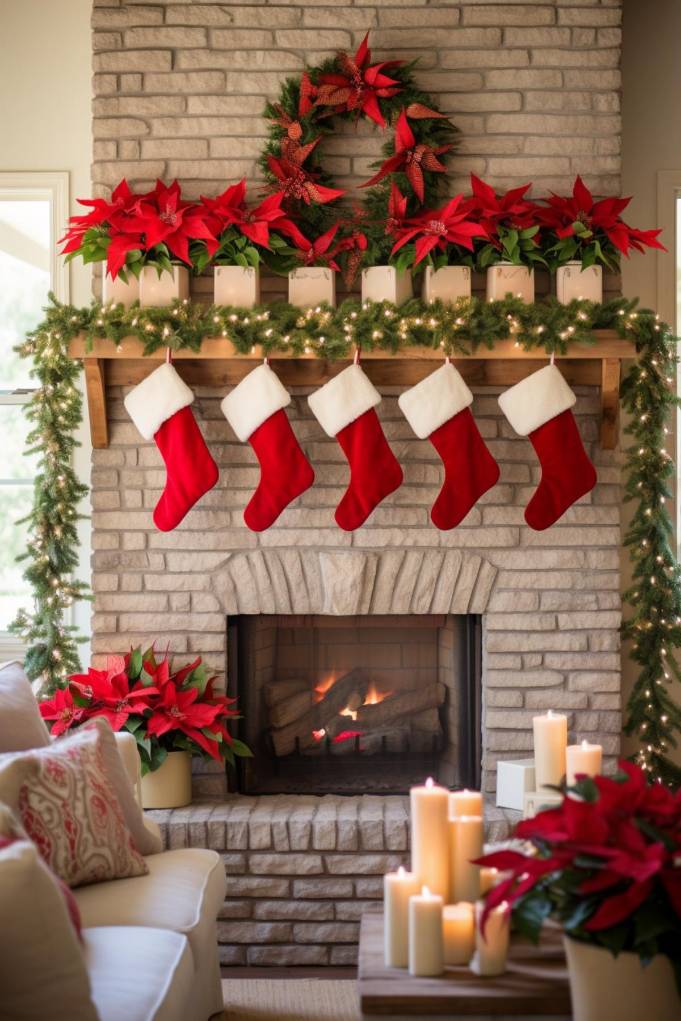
355 682 445 729
268 689 314 729
270 668 368 757
410 707 441 734
264 678 308 708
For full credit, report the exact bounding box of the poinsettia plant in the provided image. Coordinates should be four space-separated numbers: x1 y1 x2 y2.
38 645 252 775
476 762 681 996
389 193 486 272
466 174 546 271
538 175 667 270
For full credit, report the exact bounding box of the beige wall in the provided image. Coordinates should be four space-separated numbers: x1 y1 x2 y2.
0 0 93 649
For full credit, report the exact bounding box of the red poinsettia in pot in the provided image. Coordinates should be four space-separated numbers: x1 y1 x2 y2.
286 223 342 308
538 175 666 305
39 645 252 809
388 191 486 304
476 762 681 1021
466 174 546 303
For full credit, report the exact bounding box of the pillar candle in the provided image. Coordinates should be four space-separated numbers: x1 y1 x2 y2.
532 710 567 790
410 778 450 900
383 866 420 968
408 886 444 977
449 788 483 818
470 900 510 977
566 740 603 785
449 814 483 903
442 902 475 966
480 867 499 895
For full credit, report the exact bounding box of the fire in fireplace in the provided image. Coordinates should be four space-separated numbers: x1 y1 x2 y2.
227 614 481 796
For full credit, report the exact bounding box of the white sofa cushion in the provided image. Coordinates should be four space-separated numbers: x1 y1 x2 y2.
0 839 98 1021
84 926 194 1021
0 661 51 751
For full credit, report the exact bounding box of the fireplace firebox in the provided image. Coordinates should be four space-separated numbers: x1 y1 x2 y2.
226 614 482 796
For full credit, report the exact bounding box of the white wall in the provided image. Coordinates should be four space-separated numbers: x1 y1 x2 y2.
0 0 93 653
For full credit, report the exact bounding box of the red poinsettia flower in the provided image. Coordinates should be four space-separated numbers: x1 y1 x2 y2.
333 228 369 285
146 682 225 760
39 687 85 736
538 176 666 257
467 174 536 234
293 223 341 271
315 32 403 128
129 179 217 265
361 110 451 203
68 657 159 732
385 182 409 238
267 139 345 207
64 179 140 233
390 194 486 265
59 179 146 280
201 180 301 251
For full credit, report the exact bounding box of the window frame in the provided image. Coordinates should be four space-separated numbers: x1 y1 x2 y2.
0 171 70 659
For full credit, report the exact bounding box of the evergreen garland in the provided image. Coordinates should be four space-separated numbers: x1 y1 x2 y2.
12 294 681 786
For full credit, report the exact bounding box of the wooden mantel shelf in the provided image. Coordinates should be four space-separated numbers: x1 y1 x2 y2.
68 331 635 450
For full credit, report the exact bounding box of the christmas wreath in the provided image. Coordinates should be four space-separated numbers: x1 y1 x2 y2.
259 32 458 281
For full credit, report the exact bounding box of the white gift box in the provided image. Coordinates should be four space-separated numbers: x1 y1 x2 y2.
422 265 471 304
102 272 139 309
555 261 603 305
361 266 412 305
496 758 536 811
288 267 336 308
523 788 563 819
139 265 189 307
486 263 534 303
214 265 260 308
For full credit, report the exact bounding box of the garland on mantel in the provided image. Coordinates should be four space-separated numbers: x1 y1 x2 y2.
11 294 681 786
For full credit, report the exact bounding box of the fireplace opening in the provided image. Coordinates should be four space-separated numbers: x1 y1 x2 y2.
226 614 482 796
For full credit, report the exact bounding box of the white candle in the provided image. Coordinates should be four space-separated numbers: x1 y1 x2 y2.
566 740 603 785
442 902 475 966
410 777 450 900
384 866 420 968
480 867 499 895
449 814 483 903
470 900 510 977
532 711 567 790
449 788 484 818
408 886 444 976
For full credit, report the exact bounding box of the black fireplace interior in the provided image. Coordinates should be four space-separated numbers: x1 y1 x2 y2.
227 614 481 796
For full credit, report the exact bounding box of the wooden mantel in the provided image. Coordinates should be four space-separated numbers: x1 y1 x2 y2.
68 331 635 450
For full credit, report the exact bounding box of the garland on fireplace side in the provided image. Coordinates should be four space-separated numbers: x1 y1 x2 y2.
11 294 681 786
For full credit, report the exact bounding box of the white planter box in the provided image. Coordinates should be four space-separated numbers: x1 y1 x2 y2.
361 266 413 305
555 261 603 304
214 265 260 308
496 758 536 811
102 272 139 309
141 751 192 809
139 265 190 307
523 788 563 820
486 263 534 303
565 937 679 1021
288 267 336 308
422 265 471 304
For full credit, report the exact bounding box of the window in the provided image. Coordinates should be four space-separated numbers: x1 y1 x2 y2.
0 172 69 650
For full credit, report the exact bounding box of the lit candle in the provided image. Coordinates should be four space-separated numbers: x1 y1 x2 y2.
566 740 603 785
470 900 510 977
442 902 475 966
532 710 567 790
480 867 499 895
408 886 444 977
449 788 483 818
410 778 450 900
449 814 483 903
383 866 420 968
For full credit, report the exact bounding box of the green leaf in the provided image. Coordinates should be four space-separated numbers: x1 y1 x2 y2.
513 892 552 943
229 738 253 758
128 647 143 681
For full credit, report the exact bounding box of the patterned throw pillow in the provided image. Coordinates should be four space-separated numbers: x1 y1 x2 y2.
17 727 149 887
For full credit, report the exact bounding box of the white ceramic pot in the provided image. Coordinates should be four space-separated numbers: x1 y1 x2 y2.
422 265 471 304
288 267 336 308
139 265 190 308
362 266 412 305
486 263 534 303
214 265 260 308
564 937 679 1021
140 750 192 809
555 261 603 304
102 271 139 309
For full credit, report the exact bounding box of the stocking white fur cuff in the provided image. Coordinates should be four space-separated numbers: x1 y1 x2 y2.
124 362 194 440
398 362 473 439
498 363 576 436
307 363 381 437
221 363 291 442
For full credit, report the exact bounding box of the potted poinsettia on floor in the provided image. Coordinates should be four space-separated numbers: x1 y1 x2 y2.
39 645 251 809
538 175 666 304
477 761 681 1021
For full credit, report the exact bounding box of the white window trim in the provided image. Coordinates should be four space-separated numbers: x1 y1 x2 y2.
0 171 70 658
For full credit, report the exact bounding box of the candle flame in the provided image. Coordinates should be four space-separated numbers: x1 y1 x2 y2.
422 886 431 898
397 866 405 877
547 710 554 718
581 739 589 749
425 777 434 789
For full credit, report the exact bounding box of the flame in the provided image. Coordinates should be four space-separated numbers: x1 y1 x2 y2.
314 674 337 701
365 682 391 706
340 705 358 721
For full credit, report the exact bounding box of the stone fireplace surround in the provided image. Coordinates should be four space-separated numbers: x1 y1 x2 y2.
91 382 622 965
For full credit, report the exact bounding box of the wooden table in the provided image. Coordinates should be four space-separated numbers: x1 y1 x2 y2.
358 908 572 1019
